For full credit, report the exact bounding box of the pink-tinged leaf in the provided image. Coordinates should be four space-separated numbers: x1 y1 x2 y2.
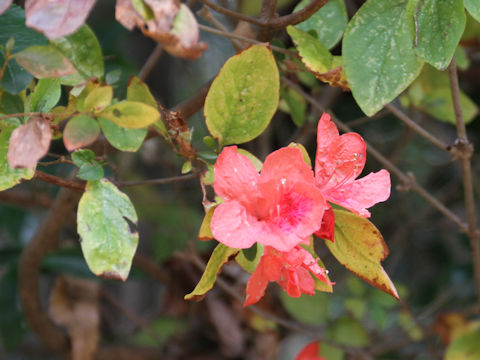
213 146 260 206
325 169 391 217
13 45 76 78
7 116 51 169
63 115 100 152
115 0 207 59
260 147 315 184
326 208 399 300
25 0 97 39
0 0 12 15
296 341 324 360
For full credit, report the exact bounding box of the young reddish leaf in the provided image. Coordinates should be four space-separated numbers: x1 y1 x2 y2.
63 115 100 152
25 0 97 39
0 0 12 15
184 243 239 301
115 0 207 59
84 86 113 112
13 45 76 78
326 208 399 300
296 341 324 360
98 101 160 129
0 125 34 191
7 116 51 169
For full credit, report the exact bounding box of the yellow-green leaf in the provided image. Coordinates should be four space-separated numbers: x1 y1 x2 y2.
326 209 399 300
205 44 279 145
287 26 349 90
84 85 113 112
99 101 160 129
184 243 239 301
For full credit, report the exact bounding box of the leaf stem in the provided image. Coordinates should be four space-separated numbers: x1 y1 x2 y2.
448 56 480 303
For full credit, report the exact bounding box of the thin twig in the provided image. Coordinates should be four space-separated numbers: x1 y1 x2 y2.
116 173 197 187
385 103 452 154
34 170 85 191
198 24 296 56
138 44 163 82
448 56 480 303
282 77 467 232
198 7 244 51
198 0 328 30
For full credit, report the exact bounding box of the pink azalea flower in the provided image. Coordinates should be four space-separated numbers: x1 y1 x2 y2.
295 341 325 360
211 146 328 252
315 112 391 218
244 245 332 306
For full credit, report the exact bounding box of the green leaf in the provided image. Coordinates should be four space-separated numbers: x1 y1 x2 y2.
406 0 465 70
402 65 478 124
98 117 147 152
99 101 160 129
0 265 27 350
320 343 344 360
29 78 61 112
445 328 480 360
287 26 348 90
63 115 100 152
281 86 307 127
13 45 76 78
326 209 399 300
280 291 329 325
294 0 348 49
184 243 239 300
342 0 424 116
77 179 139 281
0 125 34 191
84 85 113 112
331 317 370 347
0 91 23 114
236 243 264 274
465 0 480 23
198 205 216 241
71 149 104 181
52 25 105 86
205 44 279 145
0 4 48 94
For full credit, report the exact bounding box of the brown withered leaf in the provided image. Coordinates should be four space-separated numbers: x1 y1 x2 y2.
50 276 100 360
115 0 207 60
0 0 12 15
7 116 51 169
314 66 350 91
25 0 97 39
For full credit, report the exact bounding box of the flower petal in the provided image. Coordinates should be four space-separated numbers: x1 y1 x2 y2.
244 263 269 306
214 146 260 206
211 200 264 249
261 147 315 184
314 207 335 242
326 169 391 217
258 181 327 252
295 341 324 360
315 113 367 190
